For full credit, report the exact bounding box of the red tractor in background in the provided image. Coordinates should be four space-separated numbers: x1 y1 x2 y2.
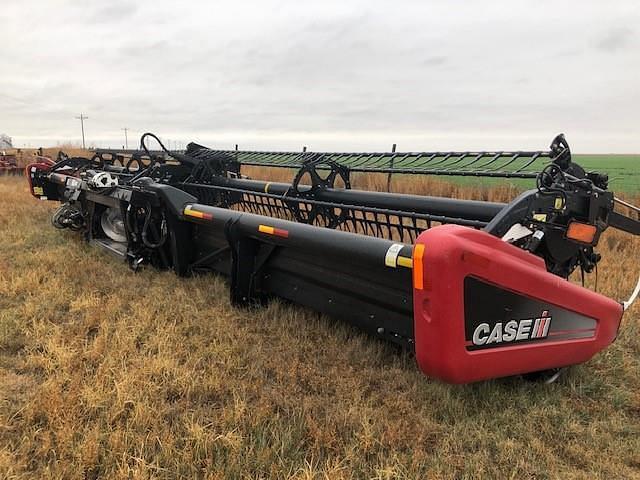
0 152 22 175
0 150 54 176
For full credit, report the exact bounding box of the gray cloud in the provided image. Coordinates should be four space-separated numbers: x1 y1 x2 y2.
422 56 447 66
87 2 138 24
595 27 634 52
1 0 639 152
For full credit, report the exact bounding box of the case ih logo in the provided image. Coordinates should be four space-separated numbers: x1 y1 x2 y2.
472 310 551 346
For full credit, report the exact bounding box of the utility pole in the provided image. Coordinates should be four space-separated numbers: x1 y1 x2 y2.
75 114 88 149
122 127 129 149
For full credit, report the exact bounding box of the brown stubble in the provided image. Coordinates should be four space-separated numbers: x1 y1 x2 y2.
0 175 639 479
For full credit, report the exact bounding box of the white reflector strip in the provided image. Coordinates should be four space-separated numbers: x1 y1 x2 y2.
385 243 404 268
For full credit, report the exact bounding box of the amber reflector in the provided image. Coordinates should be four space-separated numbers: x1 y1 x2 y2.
566 222 597 244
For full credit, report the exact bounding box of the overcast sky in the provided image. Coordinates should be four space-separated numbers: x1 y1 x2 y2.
1 0 639 152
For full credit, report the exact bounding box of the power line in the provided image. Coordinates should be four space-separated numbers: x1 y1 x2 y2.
75 114 88 149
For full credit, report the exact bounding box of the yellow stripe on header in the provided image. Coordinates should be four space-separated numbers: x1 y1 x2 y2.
184 206 213 221
258 225 274 235
397 256 413 268
258 224 289 238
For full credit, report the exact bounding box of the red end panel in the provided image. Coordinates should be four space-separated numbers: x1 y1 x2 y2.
26 162 54 198
413 225 623 384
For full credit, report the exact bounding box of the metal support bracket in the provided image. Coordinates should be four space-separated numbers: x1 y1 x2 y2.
225 220 277 307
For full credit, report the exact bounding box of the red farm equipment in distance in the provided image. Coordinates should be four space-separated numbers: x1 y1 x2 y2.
0 153 22 176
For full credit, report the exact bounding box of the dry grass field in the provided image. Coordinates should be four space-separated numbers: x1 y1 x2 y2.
0 174 639 479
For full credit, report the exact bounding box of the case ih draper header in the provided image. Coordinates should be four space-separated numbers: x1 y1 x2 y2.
27 133 640 383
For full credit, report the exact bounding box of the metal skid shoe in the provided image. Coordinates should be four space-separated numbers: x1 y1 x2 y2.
128 256 146 272
522 368 566 384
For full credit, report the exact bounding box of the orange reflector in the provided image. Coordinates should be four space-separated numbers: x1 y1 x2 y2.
413 243 425 290
184 207 213 221
258 224 289 238
566 222 597 244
